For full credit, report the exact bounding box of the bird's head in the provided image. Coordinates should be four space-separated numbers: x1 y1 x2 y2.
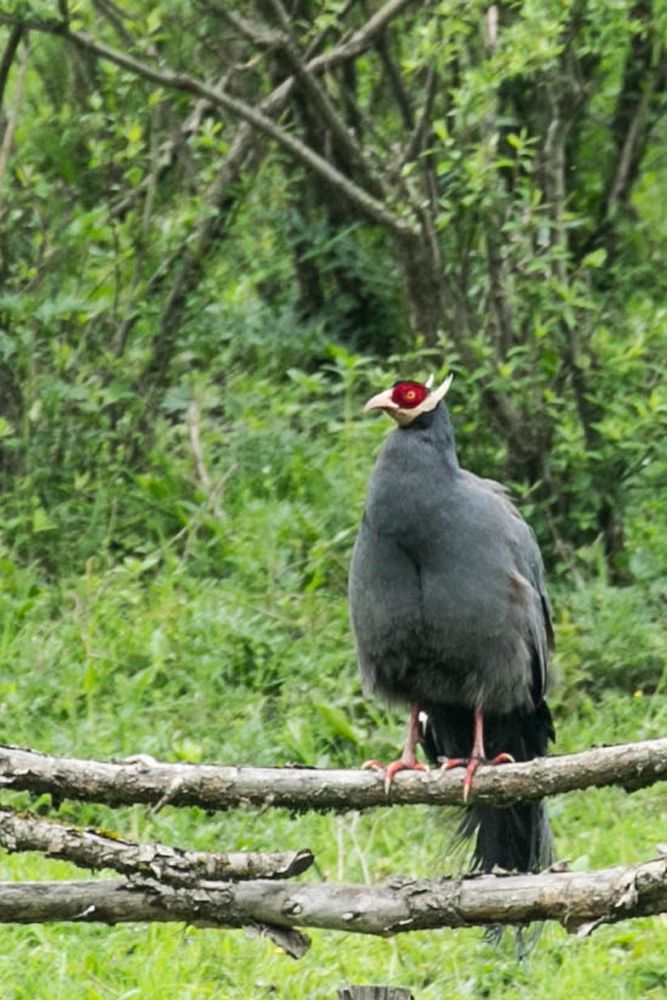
363 373 453 427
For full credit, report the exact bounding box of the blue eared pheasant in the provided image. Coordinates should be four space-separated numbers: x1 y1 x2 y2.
349 375 555 874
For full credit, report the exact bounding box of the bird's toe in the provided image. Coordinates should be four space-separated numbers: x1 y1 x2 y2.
361 759 384 772
384 758 428 793
462 756 483 802
437 756 467 771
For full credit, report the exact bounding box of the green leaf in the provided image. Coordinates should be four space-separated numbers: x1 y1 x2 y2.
582 248 608 268
32 507 56 533
314 703 360 744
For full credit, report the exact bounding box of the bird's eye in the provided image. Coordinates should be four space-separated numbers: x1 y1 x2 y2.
391 381 428 409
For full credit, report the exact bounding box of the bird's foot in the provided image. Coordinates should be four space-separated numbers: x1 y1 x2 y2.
488 752 516 766
438 756 467 771
362 756 429 794
438 752 515 802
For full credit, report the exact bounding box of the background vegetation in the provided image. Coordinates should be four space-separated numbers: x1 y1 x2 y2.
0 1 665 996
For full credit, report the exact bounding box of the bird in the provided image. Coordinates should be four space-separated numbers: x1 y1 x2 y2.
348 374 555 874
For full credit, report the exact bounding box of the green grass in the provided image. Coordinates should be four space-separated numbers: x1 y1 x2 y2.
0 380 665 999
0 553 664 999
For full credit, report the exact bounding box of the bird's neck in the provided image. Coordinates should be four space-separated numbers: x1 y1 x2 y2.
402 403 460 471
365 404 460 544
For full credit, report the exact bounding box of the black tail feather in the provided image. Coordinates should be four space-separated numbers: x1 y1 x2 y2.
460 799 553 873
422 701 555 874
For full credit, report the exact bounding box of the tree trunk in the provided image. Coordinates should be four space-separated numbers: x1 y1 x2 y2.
395 228 445 347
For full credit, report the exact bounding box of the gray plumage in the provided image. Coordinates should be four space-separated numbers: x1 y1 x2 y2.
349 389 554 874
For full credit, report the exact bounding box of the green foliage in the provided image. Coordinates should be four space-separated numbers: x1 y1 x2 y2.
0 474 664 996
0 340 664 995
0 2 666 995
2 0 666 573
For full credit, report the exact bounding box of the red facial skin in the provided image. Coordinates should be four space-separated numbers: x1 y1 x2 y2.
391 381 429 409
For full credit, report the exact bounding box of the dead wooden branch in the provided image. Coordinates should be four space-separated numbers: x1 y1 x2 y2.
339 990 414 1000
0 743 664 951
185 398 226 520
0 739 664 813
0 808 313 886
0 857 664 939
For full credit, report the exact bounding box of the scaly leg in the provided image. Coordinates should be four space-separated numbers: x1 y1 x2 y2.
363 703 429 792
439 709 515 802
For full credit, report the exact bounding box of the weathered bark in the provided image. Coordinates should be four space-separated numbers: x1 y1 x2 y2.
0 739 664 813
0 858 664 937
338 990 414 1000
0 808 313 886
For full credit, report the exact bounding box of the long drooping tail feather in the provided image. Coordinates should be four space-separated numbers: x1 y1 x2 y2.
422 700 555 873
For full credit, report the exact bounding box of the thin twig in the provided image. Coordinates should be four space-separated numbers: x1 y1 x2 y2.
186 399 226 520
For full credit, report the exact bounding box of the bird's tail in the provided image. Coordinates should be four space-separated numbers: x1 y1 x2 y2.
422 701 555 874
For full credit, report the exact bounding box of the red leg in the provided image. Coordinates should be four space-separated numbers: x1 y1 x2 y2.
439 709 515 802
461 709 486 802
362 703 428 792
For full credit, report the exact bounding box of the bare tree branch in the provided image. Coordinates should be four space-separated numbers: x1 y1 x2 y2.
0 858 664 939
0 10 417 238
365 10 413 130
604 51 667 221
117 1 381 378
0 0 417 382
186 398 232 520
0 36 28 192
0 23 23 108
305 0 418 77
206 3 284 52
0 808 313 886
203 0 396 79
0 740 664 813
399 65 437 170
259 0 385 196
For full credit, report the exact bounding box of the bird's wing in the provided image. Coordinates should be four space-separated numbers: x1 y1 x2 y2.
460 470 554 701
348 512 423 696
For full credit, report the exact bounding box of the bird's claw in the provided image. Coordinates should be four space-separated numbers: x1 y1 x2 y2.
383 758 428 793
462 756 482 803
438 752 516 801
361 757 429 793
361 759 384 772
438 756 467 771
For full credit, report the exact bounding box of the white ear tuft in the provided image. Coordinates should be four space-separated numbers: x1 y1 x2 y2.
429 372 453 405
425 374 434 389
417 372 453 413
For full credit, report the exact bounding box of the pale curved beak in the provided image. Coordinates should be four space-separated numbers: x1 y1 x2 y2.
363 389 399 413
